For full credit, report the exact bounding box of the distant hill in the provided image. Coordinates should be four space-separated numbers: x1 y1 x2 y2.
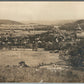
22 20 74 25
75 20 84 24
59 19 84 31
0 19 23 25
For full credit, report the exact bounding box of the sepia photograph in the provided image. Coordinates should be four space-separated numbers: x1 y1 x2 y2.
0 1 84 82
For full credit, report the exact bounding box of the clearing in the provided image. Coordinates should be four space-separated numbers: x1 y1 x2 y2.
0 48 60 67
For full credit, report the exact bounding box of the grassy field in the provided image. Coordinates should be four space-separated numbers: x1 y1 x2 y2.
0 66 83 82
0 48 60 67
0 48 84 82
0 30 47 37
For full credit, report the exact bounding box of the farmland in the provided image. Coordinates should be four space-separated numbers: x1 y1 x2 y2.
0 48 60 67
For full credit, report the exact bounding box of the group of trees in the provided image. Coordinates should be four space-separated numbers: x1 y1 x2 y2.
68 39 84 67
59 38 84 67
0 36 31 49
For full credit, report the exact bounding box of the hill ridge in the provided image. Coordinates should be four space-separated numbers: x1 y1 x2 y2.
0 19 24 25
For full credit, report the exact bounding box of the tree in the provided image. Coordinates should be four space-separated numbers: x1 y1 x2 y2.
60 39 84 67
68 39 84 67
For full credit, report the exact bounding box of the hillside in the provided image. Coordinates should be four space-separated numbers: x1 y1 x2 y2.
0 19 23 25
22 20 74 25
59 19 84 31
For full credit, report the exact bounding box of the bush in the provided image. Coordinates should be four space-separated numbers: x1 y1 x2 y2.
60 39 84 67
68 44 84 67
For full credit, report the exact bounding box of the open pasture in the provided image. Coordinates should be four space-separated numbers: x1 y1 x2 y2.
0 48 60 67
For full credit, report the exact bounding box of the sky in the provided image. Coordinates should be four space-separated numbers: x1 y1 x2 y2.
0 1 84 21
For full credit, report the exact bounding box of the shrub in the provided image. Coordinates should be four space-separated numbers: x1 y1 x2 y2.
68 42 84 67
